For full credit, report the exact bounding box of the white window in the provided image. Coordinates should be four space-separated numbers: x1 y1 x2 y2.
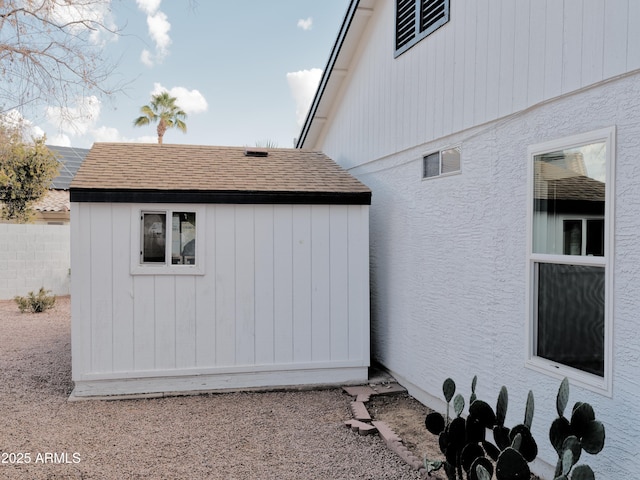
526 127 615 395
131 206 204 275
396 0 450 56
423 146 460 179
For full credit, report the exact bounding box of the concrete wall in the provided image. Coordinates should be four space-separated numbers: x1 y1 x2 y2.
0 224 70 300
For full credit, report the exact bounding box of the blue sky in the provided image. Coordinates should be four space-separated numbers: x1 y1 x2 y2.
19 1 349 149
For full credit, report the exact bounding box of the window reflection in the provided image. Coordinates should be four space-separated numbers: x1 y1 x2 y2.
533 142 606 255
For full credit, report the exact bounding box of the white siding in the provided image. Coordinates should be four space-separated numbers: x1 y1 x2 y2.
71 203 370 396
315 0 640 165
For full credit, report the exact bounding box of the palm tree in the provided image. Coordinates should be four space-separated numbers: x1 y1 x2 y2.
133 92 187 144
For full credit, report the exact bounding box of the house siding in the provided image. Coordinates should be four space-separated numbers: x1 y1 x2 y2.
314 0 640 163
303 0 640 477
71 202 370 396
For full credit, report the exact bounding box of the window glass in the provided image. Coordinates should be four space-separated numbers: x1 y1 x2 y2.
172 212 196 265
423 152 440 178
141 210 196 266
441 147 461 174
536 263 604 377
533 142 606 255
142 213 166 263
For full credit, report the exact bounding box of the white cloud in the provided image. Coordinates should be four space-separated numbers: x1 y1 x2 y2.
147 12 171 55
46 96 102 136
286 68 322 126
47 134 72 147
48 0 117 45
0 109 45 140
136 1 171 66
297 17 313 31
151 83 208 115
136 0 162 15
140 49 154 67
91 126 121 143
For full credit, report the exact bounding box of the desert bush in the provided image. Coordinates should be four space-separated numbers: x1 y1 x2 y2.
14 287 56 313
424 376 605 480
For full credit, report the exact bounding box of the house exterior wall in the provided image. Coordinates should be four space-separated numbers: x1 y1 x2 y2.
0 223 70 300
314 0 640 163
70 202 370 397
307 1 640 477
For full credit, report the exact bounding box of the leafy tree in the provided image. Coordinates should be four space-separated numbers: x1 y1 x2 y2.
0 126 60 223
0 0 122 116
133 91 187 144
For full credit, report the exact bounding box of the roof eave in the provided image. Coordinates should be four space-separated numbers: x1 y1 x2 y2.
296 0 376 150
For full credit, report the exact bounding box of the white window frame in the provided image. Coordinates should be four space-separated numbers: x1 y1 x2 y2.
525 127 615 396
422 146 461 180
131 204 205 275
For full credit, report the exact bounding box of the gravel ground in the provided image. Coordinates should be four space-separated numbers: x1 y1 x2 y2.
0 296 425 480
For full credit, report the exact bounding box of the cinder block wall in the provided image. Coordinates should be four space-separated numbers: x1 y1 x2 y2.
0 224 70 300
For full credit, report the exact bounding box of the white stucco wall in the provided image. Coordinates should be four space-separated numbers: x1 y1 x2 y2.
328 72 640 478
0 224 70 300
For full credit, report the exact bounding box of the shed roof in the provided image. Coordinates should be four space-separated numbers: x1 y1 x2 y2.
71 143 371 205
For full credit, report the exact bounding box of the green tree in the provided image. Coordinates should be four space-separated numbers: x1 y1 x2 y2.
133 92 187 144
0 126 60 223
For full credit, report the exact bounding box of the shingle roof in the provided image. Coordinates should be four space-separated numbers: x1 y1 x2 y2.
47 145 90 190
72 143 370 193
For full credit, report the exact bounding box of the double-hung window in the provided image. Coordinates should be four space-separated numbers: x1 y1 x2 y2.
396 0 450 56
132 206 204 275
526 127 615 394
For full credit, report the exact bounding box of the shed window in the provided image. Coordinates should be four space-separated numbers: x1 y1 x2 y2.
133 206 204 275
396 0 449 56
527 127 615 395
142 211 196 265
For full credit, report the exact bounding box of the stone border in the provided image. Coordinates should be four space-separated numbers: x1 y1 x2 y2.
342 383 427 477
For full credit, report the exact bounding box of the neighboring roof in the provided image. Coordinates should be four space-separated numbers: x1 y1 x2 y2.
33 190 70 213
535 161 605 203
296 0 376 149
47 145 90 190
70 143 371 205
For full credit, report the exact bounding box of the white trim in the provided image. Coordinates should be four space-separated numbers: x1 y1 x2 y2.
525 126 615 396
71 364 369 398
130 204 206 276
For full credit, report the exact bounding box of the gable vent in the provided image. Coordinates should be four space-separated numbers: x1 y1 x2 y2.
244 149 269 157
396 0 416 50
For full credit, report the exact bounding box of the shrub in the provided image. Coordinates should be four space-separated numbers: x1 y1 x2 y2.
14 287 56 313
424 376 605 480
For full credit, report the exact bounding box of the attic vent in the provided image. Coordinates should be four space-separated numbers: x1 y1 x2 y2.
244 149 269 157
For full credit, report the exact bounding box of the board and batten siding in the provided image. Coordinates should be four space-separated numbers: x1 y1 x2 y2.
315 0 640 167
70 202 369 397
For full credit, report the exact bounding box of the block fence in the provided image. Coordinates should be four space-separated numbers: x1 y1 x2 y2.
0 224 70 300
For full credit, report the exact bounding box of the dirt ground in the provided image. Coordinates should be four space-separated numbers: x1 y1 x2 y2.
0 295 543 479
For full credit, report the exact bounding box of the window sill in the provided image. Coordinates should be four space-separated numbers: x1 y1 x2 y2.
525 356 611 397
131 264 205 276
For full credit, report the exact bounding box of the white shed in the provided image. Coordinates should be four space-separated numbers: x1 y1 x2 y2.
69 143 371 398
